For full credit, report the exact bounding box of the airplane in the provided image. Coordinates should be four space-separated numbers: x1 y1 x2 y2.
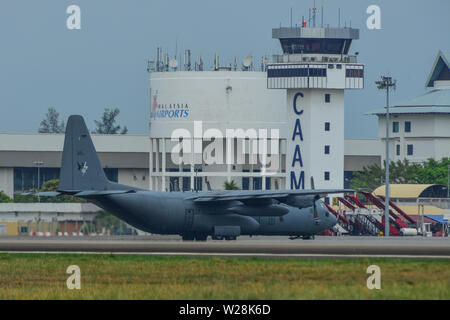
38 115 351 241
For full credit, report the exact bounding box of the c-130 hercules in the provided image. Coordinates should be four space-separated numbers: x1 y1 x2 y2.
40 115 350 241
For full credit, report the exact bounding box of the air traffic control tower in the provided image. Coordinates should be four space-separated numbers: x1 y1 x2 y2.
268 22 364 192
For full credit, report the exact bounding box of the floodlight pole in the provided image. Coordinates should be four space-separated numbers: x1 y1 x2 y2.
376 76 396 237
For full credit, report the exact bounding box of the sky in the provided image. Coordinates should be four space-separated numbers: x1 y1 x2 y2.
0 0 449 138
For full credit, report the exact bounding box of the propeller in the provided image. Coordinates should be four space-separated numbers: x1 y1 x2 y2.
311 176 319 221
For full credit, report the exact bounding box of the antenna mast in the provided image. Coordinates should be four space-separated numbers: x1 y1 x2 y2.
312 0 317 27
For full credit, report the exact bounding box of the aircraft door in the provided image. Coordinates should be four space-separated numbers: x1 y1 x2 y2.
184 209 194 231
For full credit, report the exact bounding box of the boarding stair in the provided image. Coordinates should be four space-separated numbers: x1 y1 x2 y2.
337 197 382 236
360 192 406 235
377 195 415 226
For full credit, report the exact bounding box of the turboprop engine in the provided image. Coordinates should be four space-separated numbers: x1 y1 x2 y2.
282 195 318 209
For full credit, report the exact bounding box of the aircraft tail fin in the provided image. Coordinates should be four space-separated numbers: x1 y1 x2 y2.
59 115 109 192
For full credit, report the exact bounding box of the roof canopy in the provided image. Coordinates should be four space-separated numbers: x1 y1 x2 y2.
368 51 450 116
373 184 448 198
425 51 450 88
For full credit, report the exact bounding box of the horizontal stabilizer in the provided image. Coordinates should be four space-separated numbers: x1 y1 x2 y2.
21 191 62 197
35 191 62 197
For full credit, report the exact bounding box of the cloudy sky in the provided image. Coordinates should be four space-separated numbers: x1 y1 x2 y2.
0 0 449 137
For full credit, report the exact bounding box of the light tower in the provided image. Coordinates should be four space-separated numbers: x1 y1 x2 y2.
267 17 364 197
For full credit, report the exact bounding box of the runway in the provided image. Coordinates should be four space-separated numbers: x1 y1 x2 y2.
1 236 450 259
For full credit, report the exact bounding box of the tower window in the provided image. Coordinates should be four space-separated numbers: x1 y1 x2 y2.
407 144 414 156
393 122 399 133
405 121 411 133
396 145 400 156
324 171 330 181
324 145 330 154
325 94 331 103
325 122 330 131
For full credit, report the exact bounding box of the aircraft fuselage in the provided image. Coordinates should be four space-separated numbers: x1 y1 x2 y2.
88 190 337 239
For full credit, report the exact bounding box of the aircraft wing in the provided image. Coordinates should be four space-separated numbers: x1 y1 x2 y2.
184 189 353 203
72 190 137 197
23 190 137 198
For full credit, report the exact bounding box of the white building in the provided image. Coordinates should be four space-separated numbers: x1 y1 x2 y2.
147 24 364 197
148 70 287 192
267 26 363 191
370 51 450 163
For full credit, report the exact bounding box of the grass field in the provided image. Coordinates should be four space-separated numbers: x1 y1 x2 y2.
0 253 449 299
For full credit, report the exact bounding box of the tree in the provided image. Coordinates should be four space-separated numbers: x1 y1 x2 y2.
38 179 84 203
224 180 239 190
0 191 13 203
39 107 65 133
350 158 450 192
350 163 384 192
418 157 450 185
93 108 128 134
13 179 84 203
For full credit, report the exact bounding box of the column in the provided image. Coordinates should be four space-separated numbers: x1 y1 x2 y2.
162 138 166 191
149 138 153 190
190 137 195 191
155 138 160 191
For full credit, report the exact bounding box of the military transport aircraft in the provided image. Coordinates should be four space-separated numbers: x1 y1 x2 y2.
38 115 350 241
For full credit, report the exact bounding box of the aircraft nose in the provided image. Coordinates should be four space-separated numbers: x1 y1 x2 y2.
329 212 338 228
323 205 337 228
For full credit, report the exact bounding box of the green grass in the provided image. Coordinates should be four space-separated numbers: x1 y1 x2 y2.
0 253 449 299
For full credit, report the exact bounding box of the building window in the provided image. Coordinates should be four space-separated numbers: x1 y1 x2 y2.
325 122 330 131
393 122 399 133
13 167 60 194
324 145 330 154
344 171 354 189
396 145 400 156
325 94 331 103
405 121 411 133
407 144 414 156
324 171 330 181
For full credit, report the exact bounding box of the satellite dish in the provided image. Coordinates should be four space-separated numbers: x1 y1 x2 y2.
242 56 253 69
169 59 178 69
